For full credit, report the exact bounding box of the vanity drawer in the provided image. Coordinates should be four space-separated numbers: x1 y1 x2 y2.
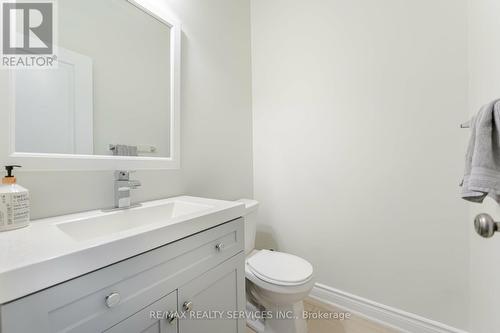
0 218 244 333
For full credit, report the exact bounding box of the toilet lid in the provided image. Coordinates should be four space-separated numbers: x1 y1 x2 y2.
247 250 313 286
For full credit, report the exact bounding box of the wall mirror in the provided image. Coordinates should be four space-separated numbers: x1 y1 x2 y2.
0 0 181 170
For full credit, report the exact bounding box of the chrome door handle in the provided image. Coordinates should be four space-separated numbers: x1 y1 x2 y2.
474 213 500 238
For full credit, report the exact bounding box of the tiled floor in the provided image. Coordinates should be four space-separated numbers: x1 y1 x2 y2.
246 298 400 333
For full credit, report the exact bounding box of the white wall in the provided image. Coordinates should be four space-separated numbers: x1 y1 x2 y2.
468 0 500 331
0 0 253 219
251 0 470 329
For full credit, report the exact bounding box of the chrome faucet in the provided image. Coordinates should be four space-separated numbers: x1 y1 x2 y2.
114 171 141 209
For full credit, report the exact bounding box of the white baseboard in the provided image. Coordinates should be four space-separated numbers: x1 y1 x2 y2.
309 283 468 333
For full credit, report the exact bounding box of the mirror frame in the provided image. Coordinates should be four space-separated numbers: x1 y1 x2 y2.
0 0 181 170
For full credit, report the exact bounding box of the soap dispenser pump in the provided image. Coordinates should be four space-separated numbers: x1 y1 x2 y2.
0 165 30 231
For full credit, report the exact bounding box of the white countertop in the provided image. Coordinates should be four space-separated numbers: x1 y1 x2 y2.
0 196 244 304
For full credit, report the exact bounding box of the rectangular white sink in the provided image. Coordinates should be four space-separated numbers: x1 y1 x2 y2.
56 200 212 242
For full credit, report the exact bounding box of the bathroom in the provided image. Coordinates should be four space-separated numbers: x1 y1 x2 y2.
0 0 499 332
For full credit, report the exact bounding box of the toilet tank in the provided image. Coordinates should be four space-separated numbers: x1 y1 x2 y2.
237 199 259 254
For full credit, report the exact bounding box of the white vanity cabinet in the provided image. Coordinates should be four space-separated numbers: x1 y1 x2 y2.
0 218 246 333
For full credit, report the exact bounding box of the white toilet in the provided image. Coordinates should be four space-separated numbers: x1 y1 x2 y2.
238 199 315 333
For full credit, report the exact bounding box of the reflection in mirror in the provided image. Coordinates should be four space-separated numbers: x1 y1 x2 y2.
14 0 172 158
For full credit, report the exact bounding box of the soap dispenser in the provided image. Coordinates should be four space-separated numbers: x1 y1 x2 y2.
0 165 30 231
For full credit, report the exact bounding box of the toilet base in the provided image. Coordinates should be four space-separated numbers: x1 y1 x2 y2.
247 300 308 333
265 301 307 333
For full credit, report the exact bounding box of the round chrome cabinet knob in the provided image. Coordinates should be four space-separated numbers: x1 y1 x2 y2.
105 292 121 308
474 213 499 238
183 301 193 312
166 311 178 324
215 242 224 252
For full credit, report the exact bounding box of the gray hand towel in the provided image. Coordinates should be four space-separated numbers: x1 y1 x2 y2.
461 99 500 203
111 144 139 156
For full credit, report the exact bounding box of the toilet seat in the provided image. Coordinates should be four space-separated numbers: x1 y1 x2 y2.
246 250 313 286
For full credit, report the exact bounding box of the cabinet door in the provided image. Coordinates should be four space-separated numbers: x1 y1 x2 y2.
105 291 178 333
178 252 245 333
